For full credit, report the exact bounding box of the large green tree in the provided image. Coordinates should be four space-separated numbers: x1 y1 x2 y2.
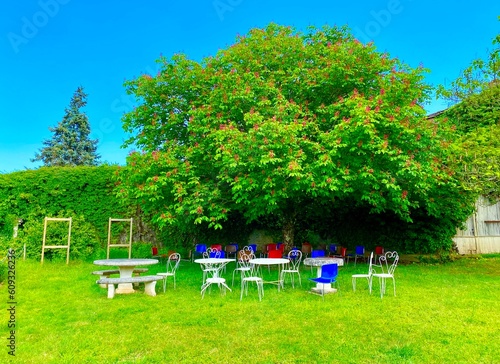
437 20 500 199
32 86 100 166
118 24 470 249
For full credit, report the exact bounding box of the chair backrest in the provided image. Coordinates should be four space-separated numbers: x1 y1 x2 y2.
225 244 238 254
311 249 325 258
166 252 181 273
366 252 375 273
328 244 337 254
379 251 399 275
340 247 347 257
210 244 222 251
195 244 207 254
204 247 221 258
268 249 282 258
266 243 277 252
287 249 302 270
375 246 385 255
248 244 257 253
238 248 251 260
355 245 365 255
242 252 259 277
321 263 338 279
238 251 254 270
301 243 312 255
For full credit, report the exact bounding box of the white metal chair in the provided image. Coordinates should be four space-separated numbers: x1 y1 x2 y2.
280 249 302 288
240 255 264 301
372 251 399 298
232 249 252 287
200 261 232 298
351 251 375 293
201 248 220 283
157 252 181 292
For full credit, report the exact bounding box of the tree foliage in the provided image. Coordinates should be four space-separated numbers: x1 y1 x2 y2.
118 24 472 249
32 86 100 166
437 20 500 200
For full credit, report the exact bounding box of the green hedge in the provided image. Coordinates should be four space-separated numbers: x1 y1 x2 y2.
0 166 130 260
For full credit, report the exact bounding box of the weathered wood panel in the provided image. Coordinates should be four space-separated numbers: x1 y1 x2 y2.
453 236 500 254
454 197 500 253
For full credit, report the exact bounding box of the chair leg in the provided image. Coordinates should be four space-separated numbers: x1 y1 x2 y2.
379 277 386 298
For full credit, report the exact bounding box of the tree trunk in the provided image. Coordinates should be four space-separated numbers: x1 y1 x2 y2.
282 218 295 252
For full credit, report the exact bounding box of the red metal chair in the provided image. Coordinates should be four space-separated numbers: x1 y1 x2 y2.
268 249 282 258
265 243 277 257
374 246 385 262
334 247 348 263
266 249 283 273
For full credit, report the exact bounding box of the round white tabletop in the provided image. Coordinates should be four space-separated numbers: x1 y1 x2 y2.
249 258 289 265
249 258 289 291
94 258 159 266
303 257 344 267
194 258 234 264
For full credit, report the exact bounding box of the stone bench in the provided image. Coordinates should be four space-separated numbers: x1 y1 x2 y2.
96 275 164 299
92 268 148 288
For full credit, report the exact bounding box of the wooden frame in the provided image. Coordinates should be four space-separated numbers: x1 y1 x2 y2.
107 218 133 259
41 217 72 264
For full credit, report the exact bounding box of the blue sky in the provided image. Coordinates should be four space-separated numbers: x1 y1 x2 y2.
1 0 499 173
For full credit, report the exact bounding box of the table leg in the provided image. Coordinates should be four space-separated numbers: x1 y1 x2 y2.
116 266 136 294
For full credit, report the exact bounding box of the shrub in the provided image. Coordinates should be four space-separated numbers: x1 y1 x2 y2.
15 212 100 262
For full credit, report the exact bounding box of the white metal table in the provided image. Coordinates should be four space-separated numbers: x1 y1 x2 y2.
249 258 289 291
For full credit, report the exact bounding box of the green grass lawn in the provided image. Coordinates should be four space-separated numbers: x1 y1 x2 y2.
1 256 499 363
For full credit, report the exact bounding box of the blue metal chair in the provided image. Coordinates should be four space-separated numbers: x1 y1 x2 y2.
309 263 339 300
347 245 366 266
311 249 325 258
328 244 337 256
248 244 257 255
209 250 225 258
192 244 207 262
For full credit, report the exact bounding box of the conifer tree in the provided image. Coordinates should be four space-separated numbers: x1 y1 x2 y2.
32 86 100 166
